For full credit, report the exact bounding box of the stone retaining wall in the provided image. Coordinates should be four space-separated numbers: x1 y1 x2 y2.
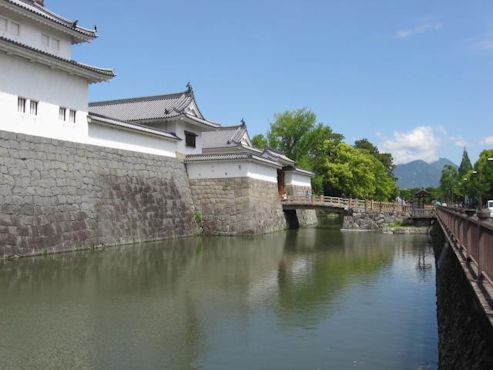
0 130 197 257
342 209 404 230
189 177 287 235
296 209 318 226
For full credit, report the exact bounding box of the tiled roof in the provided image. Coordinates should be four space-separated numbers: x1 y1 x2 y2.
285 167 315 177
88 113 180 141
262 148 295 165
2 0 97 40
185 152 281 168
202 123 248 148
89 90 211 123
0 36 114 81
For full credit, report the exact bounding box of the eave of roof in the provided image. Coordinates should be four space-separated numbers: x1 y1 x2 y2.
0 36 115 82
1 0 97 43
261 148 295 165
179 113 220 129
284 167 315 177
120 113 220 130
88 113 180 142
185 152 282 169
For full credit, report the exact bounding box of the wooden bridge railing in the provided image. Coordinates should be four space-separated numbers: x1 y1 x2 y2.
436 207 493 286
281 194 415 213
411 208 436 218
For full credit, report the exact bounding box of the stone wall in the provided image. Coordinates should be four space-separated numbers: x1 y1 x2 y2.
342 209 403 230
285 184 318 227
296 210 318 226
432 226 493 369
0 130 197 257
189 177 287 235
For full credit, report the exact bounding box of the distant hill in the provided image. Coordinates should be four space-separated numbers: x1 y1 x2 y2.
394 158 457 188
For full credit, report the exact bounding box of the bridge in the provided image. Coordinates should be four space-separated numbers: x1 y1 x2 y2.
281 195 435 218
436 206 493 286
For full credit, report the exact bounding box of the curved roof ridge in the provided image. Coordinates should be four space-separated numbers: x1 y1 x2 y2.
89 91 189 107
217 123 244 130
187 87 205 120
173 94 193 113
3 0 97 39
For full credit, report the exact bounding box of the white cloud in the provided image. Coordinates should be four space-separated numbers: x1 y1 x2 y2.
437 125 448 135
482 136 493 145
396 22 442 39
476 39 493 50
379 126 439 164
449 135 466 147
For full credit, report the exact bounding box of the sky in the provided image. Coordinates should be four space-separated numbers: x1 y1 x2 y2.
52 0 493 165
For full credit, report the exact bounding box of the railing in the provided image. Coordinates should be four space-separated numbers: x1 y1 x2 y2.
412 207 436 218
436 207 493 285
281 194 414 213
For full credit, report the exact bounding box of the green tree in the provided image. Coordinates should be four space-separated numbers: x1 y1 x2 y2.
458 148 473 178
321 143 396 200
267 108 317 161
262 108 397 199
459 169 476 207
297 124 344 194
354 138 396 176
264 109 344 194
471 149 493 207
251 134 267 150
439 165 460 203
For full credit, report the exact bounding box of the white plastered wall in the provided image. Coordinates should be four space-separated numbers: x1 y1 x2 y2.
0 53 89 142
87 123 177 158
187 160 278 183
285 172 312 188
174 120 204 155
0 9 72 59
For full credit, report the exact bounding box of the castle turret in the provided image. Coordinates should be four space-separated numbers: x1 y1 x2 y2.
0 0 114 142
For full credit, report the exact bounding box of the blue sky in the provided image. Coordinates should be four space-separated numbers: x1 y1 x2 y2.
53 0 493 165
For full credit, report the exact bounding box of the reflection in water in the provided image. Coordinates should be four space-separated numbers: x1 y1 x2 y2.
0 228 437 370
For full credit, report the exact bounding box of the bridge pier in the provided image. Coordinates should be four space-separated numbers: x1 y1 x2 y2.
283 209 318 229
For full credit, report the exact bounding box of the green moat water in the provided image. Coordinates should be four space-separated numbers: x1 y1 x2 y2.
0 224 438 369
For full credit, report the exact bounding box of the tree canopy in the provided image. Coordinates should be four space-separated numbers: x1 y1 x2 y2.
251 134 267 150
354 138 396 177
321 143 397 200
439 165 460 203
437 149 493 207
267 109 318 161
255 108 397 201
458 148 473 178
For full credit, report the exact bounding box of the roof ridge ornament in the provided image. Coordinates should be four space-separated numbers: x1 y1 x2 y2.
186 82 193 93
240 118 246 126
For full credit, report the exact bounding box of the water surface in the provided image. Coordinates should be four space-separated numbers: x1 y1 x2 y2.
0 226 437 369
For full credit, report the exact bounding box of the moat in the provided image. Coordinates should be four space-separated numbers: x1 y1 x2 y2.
0 223 438 370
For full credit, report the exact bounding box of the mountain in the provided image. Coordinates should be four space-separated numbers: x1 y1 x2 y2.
394 158 457 188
